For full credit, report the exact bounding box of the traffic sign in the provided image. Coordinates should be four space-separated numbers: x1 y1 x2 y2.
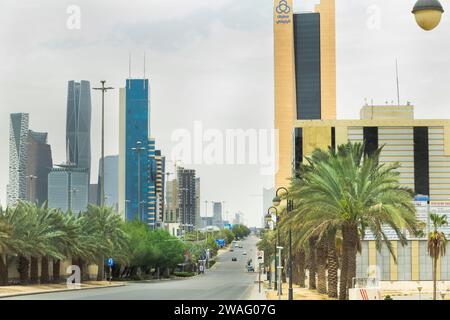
256 250 264 263
107 258 114 267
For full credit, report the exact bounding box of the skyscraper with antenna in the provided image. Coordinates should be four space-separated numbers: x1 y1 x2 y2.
119 53 159 228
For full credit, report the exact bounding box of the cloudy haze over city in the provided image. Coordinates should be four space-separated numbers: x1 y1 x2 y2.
1 0 449 227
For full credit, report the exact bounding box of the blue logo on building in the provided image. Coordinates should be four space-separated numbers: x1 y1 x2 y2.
276 0 291 14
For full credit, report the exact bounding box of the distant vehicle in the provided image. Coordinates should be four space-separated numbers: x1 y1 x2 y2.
230 249 234 252
239 246 243 248
232 257 237 262
243 252 247 255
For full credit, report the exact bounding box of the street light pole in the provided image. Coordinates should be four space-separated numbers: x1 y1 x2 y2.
93 81 114 207
132 141 145 222
266 206 279 292
273 186 293 300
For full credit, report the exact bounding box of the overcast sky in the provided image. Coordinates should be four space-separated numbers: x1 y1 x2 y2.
0 0 449 227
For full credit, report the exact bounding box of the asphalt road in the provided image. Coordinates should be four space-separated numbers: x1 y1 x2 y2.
3 235 260 300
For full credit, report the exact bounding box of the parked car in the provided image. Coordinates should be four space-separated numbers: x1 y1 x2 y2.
232 257 237 262
243 252 247 255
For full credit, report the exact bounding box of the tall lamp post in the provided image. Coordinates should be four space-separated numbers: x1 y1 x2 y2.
132 141 145 222
273 187 294 301
266 206 280 293
93 81 114 207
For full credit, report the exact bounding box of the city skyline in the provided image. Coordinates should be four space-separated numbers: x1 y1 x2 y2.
1 1 450 227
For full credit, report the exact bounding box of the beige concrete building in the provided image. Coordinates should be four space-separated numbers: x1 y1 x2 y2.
295 104 450 281
274 0 336 189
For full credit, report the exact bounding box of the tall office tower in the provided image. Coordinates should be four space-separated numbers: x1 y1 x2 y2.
165 179 178 223
177 167 196 232
119 79 157 227
7 113 30 206
27 130 53 205
233 212 243 225
48 165 89 213
274 0 336 187
212 202 223 228
155 150 165 223
97 155 119 210
66 81 92 176
195 178 201 229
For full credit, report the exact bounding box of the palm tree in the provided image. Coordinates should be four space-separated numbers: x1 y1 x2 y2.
82 205 128 281
289 143 422 300
0 211 12 285
428 213 448 300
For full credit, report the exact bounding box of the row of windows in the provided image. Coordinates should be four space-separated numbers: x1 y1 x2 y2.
356 241 450 281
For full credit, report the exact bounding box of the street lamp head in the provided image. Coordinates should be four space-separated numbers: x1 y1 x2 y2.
412 0 444 31
272 196 282 207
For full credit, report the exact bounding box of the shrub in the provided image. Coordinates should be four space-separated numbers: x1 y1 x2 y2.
174 272 196 278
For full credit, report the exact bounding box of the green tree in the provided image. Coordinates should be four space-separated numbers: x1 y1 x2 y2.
289 143 422 300
428 213 448 300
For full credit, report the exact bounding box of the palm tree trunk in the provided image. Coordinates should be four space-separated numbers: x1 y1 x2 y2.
308 237 317 290
339 227 350 300
17 255 29 284
0 254 8 286
299 249 306 288
346 226 358 292
40 256 50 284
433 256 437 300
316 238 327 294
53 259 61 282
97 256 105 281
30 257 39 284
327 234 339 299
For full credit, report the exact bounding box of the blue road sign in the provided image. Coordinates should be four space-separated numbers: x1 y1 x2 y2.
107 258 114 267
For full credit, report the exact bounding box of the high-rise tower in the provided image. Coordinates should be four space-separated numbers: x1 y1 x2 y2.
66 80 92 175
274 0 336 187
119 79 157 227
7 113 30 206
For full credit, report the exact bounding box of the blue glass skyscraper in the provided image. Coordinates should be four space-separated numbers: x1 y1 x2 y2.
119 79 157 227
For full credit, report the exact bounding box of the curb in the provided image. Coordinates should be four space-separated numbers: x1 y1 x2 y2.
0 283 126 299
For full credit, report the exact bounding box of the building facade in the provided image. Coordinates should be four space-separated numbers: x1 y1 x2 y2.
27 130 53 205
296 104 450 281
177 167 196 232
48 166 89 213
118 79 157 227
7 113 30 206
165 179 179 223
274 0 336 188
98 155 119 210
212 202 223 228
66 81 91 175
155 150 165 223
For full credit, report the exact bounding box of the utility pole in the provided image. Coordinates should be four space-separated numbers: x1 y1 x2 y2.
132 141 145 222
93 81 114 207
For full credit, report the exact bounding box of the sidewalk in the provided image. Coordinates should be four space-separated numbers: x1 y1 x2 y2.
0 281 125 298
265 282 336 300
247 274 267 300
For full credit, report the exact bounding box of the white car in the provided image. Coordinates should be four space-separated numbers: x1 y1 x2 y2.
242 252 247 255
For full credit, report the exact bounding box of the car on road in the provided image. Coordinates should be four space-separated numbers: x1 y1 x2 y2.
230 249 234 252
242 252 247 255
232 257 237 261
